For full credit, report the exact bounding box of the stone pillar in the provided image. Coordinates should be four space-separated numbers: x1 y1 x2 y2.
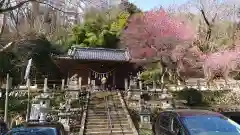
197 80 201 90
78 77 82 90
39 113 46 122
88 77 91 85
124 78 128 91
43 78 48 93
91 80 95 90
88 71 91 85
67 78 69 87
177 80 181 85
153 81 156 90
139 80 143 90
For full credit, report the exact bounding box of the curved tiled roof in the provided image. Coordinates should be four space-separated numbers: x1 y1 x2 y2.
67 47 130 62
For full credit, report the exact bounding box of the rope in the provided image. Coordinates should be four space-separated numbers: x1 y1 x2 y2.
88 68 115 74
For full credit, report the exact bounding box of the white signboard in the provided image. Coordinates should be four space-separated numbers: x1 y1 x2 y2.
30 104 40 120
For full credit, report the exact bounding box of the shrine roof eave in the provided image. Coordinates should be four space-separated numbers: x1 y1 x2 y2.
52 55 130 63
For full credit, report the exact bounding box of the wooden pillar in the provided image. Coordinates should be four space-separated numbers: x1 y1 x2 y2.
61 79 65 90
124 78 128 91
113 71 115 88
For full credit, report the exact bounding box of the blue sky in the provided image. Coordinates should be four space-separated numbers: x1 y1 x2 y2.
128 0 188 11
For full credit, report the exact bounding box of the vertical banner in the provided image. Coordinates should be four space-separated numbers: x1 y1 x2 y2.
24 58 32 80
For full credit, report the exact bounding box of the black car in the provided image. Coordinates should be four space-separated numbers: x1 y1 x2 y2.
222 112 240 124
0 121 8 135
14 121 66 135
153 109 240 135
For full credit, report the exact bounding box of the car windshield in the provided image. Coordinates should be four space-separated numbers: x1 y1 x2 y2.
6 127 57 135
181 115 240 135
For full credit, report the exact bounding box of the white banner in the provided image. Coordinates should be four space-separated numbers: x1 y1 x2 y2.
24 58 32 80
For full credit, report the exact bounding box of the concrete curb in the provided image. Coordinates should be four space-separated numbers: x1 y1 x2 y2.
79 92 90 135
118 92 139 135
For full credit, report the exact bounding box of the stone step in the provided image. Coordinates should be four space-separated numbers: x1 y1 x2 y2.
87 112 126 116
86 123 130 129
84 130 133 135
87 112 125 115
86 128 132 132
88 108 123 110
87 110 125 114
87 117 127 120
89 102 121 105
87 108 123 111
87 114 127 118
88 103 122 105
87 118 129 122
89 102 122 105
86 120 129 125
90 98 121 101
88 105 122 108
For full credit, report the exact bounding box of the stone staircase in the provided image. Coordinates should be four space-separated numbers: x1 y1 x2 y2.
84 91 137 135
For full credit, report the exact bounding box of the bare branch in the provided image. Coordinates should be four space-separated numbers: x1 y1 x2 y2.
0 42 14 52
200 9 210 26
0 0 34 14
211 13 217 23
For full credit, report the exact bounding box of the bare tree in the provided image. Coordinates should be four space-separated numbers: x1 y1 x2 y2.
0 0 88 52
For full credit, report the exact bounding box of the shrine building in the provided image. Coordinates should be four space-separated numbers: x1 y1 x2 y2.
53 46 138 89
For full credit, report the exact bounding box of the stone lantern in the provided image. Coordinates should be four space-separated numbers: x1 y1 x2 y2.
58 101 71 134
139 107 151 129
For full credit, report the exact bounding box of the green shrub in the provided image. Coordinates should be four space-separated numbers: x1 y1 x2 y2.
173 88 203 106
173 88 228 106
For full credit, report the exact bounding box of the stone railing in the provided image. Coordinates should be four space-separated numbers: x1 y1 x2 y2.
118 92 139 135
79 91 90 135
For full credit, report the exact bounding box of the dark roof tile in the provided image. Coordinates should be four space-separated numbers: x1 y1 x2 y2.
69 47 130 62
